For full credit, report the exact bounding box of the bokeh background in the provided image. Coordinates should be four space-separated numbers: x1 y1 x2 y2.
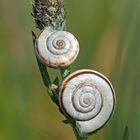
0 0 140 140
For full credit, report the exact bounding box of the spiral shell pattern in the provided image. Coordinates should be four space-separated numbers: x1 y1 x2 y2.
59 69 115 134
35 27 79 68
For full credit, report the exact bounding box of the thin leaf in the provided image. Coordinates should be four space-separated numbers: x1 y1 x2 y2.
122 126 129 140
53 77 59 85
60 66 71 79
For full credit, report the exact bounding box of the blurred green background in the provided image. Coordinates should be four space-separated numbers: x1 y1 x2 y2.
0 0 140 140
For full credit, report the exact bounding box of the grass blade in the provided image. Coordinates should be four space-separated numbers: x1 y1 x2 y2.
122 126 129 140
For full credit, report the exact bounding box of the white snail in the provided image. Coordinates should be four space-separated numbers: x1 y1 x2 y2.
35 27 79 68
59 69 115 134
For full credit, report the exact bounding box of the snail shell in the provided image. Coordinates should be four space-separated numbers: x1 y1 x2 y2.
35 27 79 68
59 69 115 134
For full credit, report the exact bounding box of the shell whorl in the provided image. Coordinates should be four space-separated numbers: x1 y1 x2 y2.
58 69 115 134
35 27 79 68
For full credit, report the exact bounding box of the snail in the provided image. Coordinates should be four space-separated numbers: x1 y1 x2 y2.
58 69 116 135
35 27 79 68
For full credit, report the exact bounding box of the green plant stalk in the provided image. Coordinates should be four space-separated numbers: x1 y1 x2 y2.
71 122 88 140
32 32 57 104
32 0 88 139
